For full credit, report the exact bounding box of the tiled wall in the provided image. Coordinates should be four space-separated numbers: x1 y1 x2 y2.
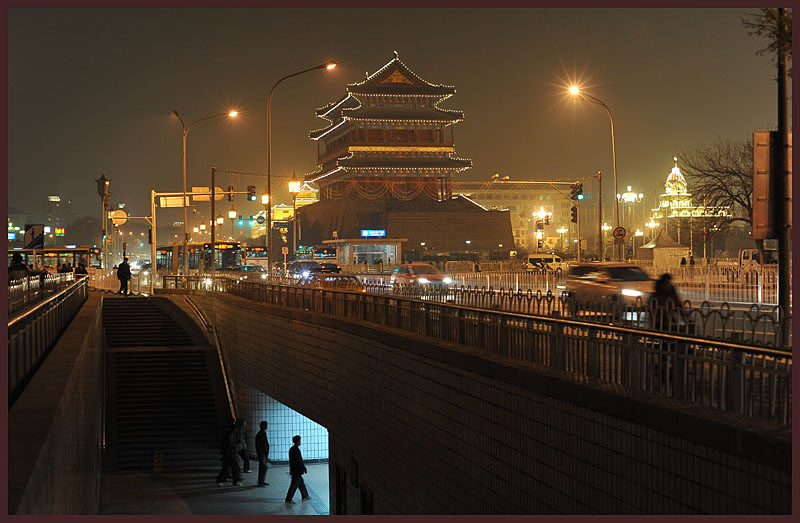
187 292 790 515
238 385 329 463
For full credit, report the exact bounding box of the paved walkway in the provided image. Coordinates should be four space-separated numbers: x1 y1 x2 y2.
100 462 329 515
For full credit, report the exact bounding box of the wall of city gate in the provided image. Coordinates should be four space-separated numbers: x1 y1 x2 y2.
181 291 790 515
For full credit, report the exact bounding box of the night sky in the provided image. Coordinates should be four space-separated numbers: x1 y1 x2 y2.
8 8 782 225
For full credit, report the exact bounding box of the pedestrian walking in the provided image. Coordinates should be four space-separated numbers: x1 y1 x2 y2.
216 419 242 486
74 263 88 275
680 257 687 266
8 253 30 282
234 418 251 473
689 255 695 266
650 273 686 331
284 435 310 504
255 420 270 486
117 257 131 296
473 259 481 273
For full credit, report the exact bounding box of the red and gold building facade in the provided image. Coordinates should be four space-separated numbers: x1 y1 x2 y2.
299 52 514 258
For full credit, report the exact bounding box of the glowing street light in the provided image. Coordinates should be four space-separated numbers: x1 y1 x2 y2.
266 61 337 264
568 85 621 259
228 209 237 219
172 108 239 274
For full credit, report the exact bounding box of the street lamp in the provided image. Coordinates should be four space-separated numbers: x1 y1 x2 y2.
646 219 659 240
172 109 239 276
288 176 302 255
634 229 644 258
556 226 569 250
568 85 621 260
266 61 337 265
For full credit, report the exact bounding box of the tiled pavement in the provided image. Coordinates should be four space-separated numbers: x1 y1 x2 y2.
100 461 330 515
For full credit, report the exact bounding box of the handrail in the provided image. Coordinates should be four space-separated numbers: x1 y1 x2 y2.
184 296 237 420
8 275 89 328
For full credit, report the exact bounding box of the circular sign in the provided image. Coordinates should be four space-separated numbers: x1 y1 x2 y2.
281 246 289 255
256 216 266 225
110 209 128 226
612 226 626 240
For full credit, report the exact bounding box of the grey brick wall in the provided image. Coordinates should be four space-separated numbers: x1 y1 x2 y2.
186 291 790 515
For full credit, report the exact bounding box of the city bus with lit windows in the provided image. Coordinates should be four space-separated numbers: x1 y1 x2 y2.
312 246 337 263
155 241 242 275
242 245 269 268
8 246 102 272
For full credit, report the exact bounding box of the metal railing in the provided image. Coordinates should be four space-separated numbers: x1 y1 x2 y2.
8 272 77 316
87 268 150 295
8 275 90 406
163 275 791 427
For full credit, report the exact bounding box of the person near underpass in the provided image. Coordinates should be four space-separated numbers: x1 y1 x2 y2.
651 273 686 331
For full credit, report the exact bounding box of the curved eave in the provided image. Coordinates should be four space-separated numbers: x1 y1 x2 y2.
347 54 456 92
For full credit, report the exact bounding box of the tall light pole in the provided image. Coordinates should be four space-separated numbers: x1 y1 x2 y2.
171 109 238 276
95 172 111 268
288 175 302 256
267 61 337 266
569 86 621 260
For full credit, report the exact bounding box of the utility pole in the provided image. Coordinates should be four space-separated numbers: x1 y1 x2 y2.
576 199 582 262
596 171 603 261
775 7 791 322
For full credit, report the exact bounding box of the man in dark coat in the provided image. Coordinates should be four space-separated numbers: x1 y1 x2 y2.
216 419 242 486
8 253 30 282
255 421 270 486
234 418 250 473
117 257 131 296
284 435 310 504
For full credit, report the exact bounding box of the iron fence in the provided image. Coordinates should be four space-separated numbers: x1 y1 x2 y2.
8 272 77 316
8 275 89 406
163 275 791 427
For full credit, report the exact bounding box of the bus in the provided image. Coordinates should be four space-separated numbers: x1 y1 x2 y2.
8 246 102 272
155 241 242 274
243 245 269 268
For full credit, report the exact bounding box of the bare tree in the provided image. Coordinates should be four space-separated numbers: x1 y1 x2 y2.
677 139 764 256
742 8 792 76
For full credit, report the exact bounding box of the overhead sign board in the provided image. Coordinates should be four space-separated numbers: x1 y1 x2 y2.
273 221 289 229
191 186 226 202
360 229 386 238
159 196 190 208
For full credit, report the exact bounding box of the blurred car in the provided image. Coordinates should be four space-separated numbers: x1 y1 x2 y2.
558 262 654 310
287 260 322 279
304 273 366 292
390 263 452 287
312 262 342 274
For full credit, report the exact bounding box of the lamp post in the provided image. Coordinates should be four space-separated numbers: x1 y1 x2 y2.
228 208 237 240
617 186 643 257
556 226 568 252
266 61 337 266
634 229 644 258
601 222 612 258
95 172 111 268
646 219 659 241
171 109 238 277
288 176 302 256
568 86 621 260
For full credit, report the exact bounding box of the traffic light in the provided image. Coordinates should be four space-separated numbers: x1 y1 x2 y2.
544 215 550 226
537 239 544 249
148 228 152 244
570 182 584 200
536 220 544 230
247 185 257 201
570 206 578 223
227 185 234 202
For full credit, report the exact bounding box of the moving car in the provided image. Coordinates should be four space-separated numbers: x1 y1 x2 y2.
286 260 322 278
390 263 452 287
558 262 653 310
303 273 366 292
524 253 567 272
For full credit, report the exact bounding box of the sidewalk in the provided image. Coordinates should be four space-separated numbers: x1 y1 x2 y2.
100 461 329 515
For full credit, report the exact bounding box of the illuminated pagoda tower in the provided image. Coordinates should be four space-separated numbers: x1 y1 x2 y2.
299 52 513 261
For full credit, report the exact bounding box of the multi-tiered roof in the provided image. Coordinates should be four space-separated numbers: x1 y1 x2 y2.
305 52 472 194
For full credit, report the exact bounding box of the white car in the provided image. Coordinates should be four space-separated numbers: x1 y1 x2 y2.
560 262 653 308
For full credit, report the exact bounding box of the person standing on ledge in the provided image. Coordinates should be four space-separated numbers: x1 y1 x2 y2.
117 257 131 296
255 421 270 486
284 435 310 504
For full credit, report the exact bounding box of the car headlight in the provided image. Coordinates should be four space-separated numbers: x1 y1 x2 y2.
203 278 212 285
417 277 429 284
556 284 566 289
302 271 310 278
261 274 267 280
143 271 149 275
443 277 452 284
621 288 643 297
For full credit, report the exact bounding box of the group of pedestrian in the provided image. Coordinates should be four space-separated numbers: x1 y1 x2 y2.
216 418 311 504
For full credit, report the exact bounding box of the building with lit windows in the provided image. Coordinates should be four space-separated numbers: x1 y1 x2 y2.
298 52 513 261
650 158 729 248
